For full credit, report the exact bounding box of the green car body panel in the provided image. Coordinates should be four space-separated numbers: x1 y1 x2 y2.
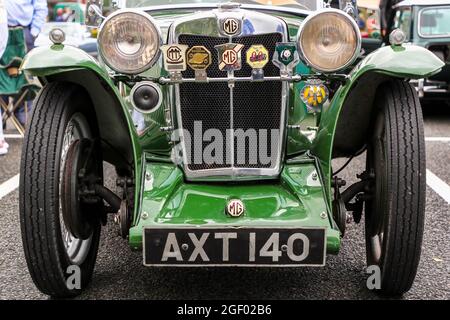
20 7 444 256
313 44 444 207
129 160 340 254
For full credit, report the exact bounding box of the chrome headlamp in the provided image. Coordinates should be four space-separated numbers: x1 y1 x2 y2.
297 9 361 73
98 10 162 75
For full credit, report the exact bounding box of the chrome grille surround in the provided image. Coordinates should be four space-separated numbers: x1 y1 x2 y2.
168 8 289 181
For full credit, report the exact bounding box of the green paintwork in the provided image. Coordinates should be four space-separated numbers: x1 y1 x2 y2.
19 6 444 261
350 44 444 79
22 44 96 72
21 44 145 223
129 161 340 254
311 44 444 207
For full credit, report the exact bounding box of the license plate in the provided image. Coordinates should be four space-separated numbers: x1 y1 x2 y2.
143 227 326 266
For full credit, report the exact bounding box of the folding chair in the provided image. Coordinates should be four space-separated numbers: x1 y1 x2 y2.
0 27 40 136
1 84 40 136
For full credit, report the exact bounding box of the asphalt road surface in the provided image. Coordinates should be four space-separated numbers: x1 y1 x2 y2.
0 108 449 300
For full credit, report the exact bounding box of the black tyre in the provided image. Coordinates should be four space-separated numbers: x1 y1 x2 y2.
365 80 426 296
20 82 102 297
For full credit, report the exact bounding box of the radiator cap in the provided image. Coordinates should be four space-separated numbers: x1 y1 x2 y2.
218 2 241 10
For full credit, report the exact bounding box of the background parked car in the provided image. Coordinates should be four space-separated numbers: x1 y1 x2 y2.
387 0 450 104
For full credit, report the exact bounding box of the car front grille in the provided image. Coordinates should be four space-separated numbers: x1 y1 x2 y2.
178 33 283 173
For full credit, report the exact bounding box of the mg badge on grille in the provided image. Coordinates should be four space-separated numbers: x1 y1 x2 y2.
221 18 241 36
246 44 269 80
161 44 188 77
215 43 244 72
187 46 212 81
226 199 245 217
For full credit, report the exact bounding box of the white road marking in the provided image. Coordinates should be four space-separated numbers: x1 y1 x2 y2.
426 170 450 205
425 137 450 142
0 174 20 200
3 134 23 139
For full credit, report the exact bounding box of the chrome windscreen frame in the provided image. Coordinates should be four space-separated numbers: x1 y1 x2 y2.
167 8 290 181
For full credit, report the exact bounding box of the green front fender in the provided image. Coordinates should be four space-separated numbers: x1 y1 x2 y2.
353 43 445 79
21 45 144 223
21 44 107 78
312 44 444 207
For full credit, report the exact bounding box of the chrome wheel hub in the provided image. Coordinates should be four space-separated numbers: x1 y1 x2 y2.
59 113 93 265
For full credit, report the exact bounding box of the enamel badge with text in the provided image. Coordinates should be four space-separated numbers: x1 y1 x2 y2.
215 43 245 72
161 44 188 73
273 42 300 76
246 44 269 81
300 79 329 113
187 46 212 81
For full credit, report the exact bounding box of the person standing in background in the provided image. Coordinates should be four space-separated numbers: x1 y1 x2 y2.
0 0 8 155
380 0 402 39
55 8 64 23
5 0 47 52
2 0 47 127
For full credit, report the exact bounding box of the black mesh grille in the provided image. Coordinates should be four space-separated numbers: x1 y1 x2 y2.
178 33 283 171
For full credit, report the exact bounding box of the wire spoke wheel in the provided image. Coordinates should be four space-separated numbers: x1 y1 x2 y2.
20 83 102 298
59 113 94 265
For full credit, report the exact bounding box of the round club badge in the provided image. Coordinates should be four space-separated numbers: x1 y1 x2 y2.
300 80 329 113
187 46 212 70
246 45 269 69
226 199 245 217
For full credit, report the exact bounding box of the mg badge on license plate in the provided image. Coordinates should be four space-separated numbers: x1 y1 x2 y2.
220 18 241 36
273 42 300 76
226 199 245 217
246 44 269 81
161 44 188 79
215 43 244 72
187 46 212 81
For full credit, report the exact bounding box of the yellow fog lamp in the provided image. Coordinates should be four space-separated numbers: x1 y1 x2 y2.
300 80 329 112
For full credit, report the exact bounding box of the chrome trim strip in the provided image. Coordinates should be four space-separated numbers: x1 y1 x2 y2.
139 4 311 18
229 72 235 176
159 74 303 84
167 8 289 181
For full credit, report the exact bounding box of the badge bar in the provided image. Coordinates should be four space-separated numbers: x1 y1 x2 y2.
157 42 348 84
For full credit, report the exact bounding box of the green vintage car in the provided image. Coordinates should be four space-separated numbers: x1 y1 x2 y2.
19 0 444 297
387 0 450 103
